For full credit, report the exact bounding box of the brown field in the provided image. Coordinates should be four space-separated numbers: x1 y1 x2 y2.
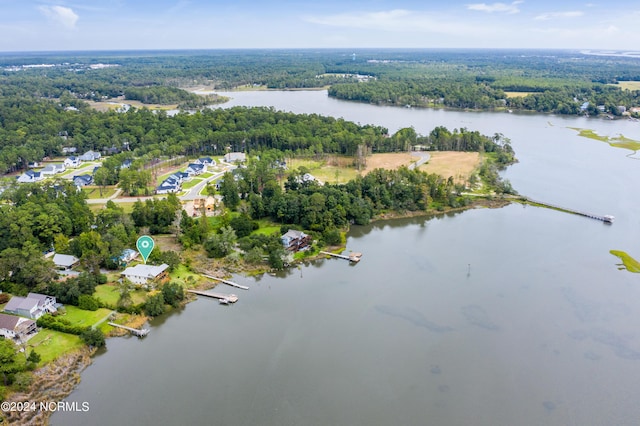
419 152 480 184
504 91 538 98
86 97 178 112
611 81 640 91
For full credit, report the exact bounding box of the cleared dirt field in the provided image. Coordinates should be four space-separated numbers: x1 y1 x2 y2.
86 98 178 112
419 152 480 183
611 81 640 91
504 91 538 98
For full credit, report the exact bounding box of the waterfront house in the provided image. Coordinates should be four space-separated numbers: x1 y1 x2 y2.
223 152 246 163
0 313 37 341
52 253 80 270
3 293 57 319
281 229 312 252
121 263 169 286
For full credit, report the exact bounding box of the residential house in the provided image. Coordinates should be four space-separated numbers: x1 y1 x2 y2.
119 249 139 264
196 157 215 166
0 313 37 341
64 156 82 168
17 170 44 183
223 152 246 163
185 163 206 176
52 253 80 270
27 161 41 168
193 196 217 213
62 147 77 154
105 145 120 155
156 181 180 194
121 263 169 286
3 293 57 319
120 159 133 169
281 229 312 252
79 150 101 161
40 163 66 176
73 174 93 187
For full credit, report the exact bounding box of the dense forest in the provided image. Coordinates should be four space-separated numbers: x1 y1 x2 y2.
2 49 640 116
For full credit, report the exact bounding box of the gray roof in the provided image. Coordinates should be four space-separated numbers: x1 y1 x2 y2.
0 312 21 330
122 263 169 279
53 253 80 268
282 229 307 239
4 296 38 312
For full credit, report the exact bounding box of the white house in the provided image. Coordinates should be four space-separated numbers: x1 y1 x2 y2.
79 150 101 161
223 152 246 163
196 157 215 166
0 313 37 341
3 293 57 319
64 156 82 168
17 170 44 183
121 263 169 286
185 163 206 176
40 163 66 176
52 253 80 270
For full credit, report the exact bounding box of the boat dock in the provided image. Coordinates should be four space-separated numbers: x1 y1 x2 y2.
187 290 239 304
200 274 249 290
320 251 363 263
107 322 150 338
524 197 614 223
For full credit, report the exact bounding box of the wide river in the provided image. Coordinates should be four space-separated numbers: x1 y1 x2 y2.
53 91 640 426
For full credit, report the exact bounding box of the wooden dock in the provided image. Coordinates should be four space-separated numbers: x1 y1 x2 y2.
524 197 614 223
201 274 249 290
187 290 239 304
108 322 150 338
320 251 363 263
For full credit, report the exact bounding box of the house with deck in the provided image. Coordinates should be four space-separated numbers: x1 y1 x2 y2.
0 313 37 341
281 229 312 252
3 293 57 319
121 263 169 286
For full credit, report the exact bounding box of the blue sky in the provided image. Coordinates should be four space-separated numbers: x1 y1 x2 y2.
1 1 638 51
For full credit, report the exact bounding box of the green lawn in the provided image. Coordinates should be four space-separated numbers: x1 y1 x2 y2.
94 284 147 306
169 264 203 288
251 219 281 237
60 306 113 328
182 178 203 189
200 172 214 178
28 329 84 365
81 186 117 199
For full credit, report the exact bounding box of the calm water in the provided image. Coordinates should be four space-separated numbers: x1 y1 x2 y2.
53 92 640 426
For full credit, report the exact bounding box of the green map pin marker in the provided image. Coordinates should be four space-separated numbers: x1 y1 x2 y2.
136 235 155 264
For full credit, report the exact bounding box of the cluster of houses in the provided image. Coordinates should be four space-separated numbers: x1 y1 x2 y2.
0 292 57 342
16 150 102 184
156 157 215 194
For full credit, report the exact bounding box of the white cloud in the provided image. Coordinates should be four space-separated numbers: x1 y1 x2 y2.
534 11 584 21
304 9 492 36
38 5 79 29
467 1 523 14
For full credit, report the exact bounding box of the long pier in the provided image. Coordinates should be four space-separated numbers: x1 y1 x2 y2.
201 274 249 290
320 251 363 263
107 322 150 338
524 197 614 223
187 290 239 304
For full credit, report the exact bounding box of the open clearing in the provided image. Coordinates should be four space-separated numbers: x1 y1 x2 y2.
419 152 481 183
287 153 417 184
611 81 640 91
504 91 539 98
86 98 178 112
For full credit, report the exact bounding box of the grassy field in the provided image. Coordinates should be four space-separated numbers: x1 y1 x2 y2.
182 178 203 189
287 153 418 184
60 306 113 328
94 284 147 306
169 264 204 288
611 81 640 91
28 329 84 365
251 219 281 237
503 91 539 98
419 152 481 184
610 250 640 273
81 186 118 199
